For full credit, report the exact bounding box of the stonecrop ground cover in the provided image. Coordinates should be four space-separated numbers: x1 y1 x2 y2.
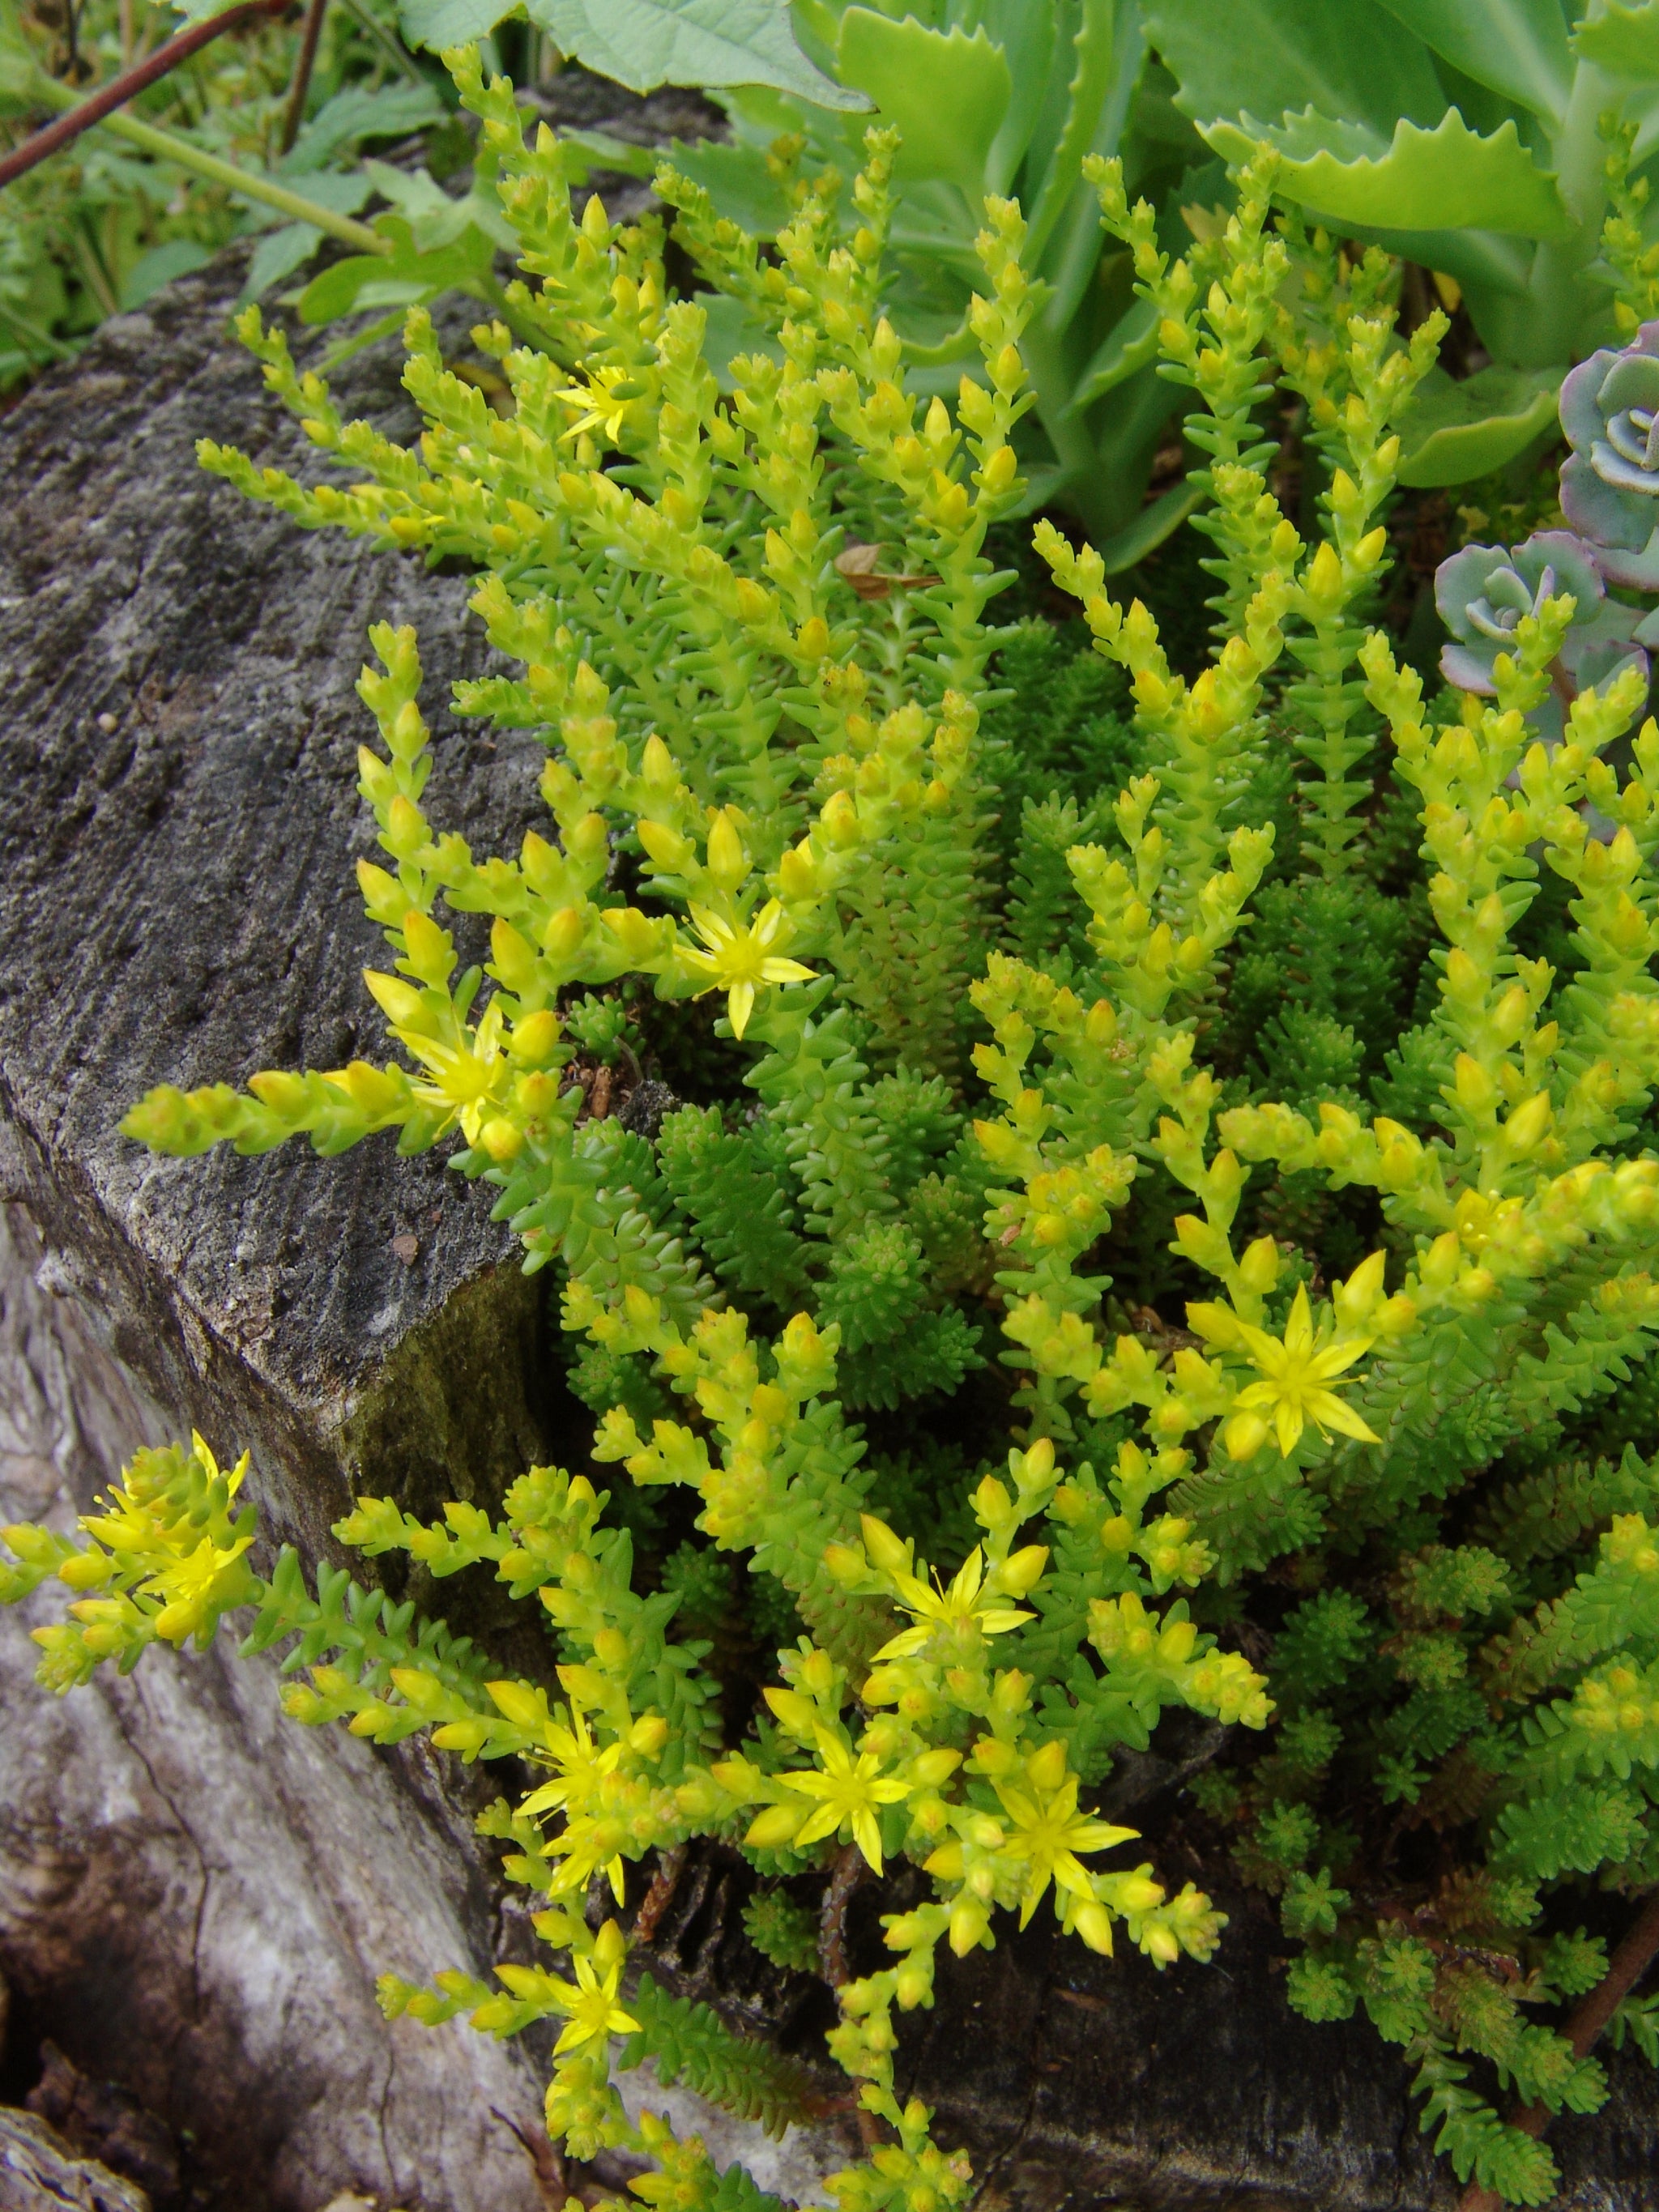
11 37 1659 2211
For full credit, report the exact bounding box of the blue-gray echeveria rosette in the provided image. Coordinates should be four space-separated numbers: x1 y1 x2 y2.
1435 531 1659 728
1562 323 1659 590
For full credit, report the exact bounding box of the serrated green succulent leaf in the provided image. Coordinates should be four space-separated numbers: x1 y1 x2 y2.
1065 294 1162 416
835 10 1012 198
1206 108 1571 240
1572 0 1659 79
1142 0 1445 140
1097 476 1206 573
1375 0 1571 121
1021 0 1118 255
1394 363 1563 488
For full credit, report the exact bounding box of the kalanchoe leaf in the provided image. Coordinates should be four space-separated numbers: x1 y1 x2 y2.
1434 529 1649 731
1561 322 1659 588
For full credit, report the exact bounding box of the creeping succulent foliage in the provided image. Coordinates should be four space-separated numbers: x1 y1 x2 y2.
1435 528 1659 738
11 47 1659 2212
1563 322 1659 590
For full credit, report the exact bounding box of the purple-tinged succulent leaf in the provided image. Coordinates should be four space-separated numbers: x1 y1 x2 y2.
1559 322 1659 588
1435 530 1649 731
1435 531 1606 691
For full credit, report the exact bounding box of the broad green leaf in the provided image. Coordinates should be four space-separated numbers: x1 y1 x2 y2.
241 221 330 302
558 128 658 182
1206 107 1571 239
1394 361 1563 487
518 0 868 108
283 82 444 173
119 238 214 309
1141 0 1445 140
363 157 516 249
835 10 1012 198
1098 476 1205 572
667 136 798 236
296 215 496 324
1572 0 1659 78
396 0 505 51
240 172 377 305
695 288 783 388
1064 293 1160 416
1375 0 1570 121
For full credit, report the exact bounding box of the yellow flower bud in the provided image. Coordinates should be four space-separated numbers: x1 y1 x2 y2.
478 1118 523 1163
510 1009 563 1067
948 1896 990 1956
860 1515 911 1574
745 1804 804 1848
706 811 748 889
1000 1545 1049 1596
542 906 586 960
1025 1738 1067 1791
1072 1902 1115 1955
1224 1411 1269 1461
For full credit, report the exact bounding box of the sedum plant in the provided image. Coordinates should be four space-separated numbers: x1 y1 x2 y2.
7 49 1659 2212
641 0 1213 559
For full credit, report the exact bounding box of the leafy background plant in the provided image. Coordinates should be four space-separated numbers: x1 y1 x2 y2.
1145 0 1659 490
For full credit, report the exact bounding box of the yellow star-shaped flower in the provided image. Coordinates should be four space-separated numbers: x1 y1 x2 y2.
550 363 639 445
872 1545 1034 1662
364 988 513 1144
994 1766 1140 1929
518 1700 622 1823
1229 1285 1380 1457
774 1729 910 1871
548 1950 641 2055
677 900 817 1038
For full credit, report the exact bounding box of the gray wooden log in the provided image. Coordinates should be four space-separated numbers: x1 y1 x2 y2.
2 232 1657 2212
0 1197 548 2212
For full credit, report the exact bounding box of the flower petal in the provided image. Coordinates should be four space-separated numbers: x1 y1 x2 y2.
1308 1391 1381 1444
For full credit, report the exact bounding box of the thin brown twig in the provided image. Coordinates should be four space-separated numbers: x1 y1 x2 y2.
633 1842 687 1946
1458 1887 1659 2212
278 0 326 156
818 1842 866 1989
0 0 288 190
818 1844 885 2151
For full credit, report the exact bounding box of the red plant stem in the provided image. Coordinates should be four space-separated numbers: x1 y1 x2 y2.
278 0 326 157
1458 1888 1659 2212
0 0 288 191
